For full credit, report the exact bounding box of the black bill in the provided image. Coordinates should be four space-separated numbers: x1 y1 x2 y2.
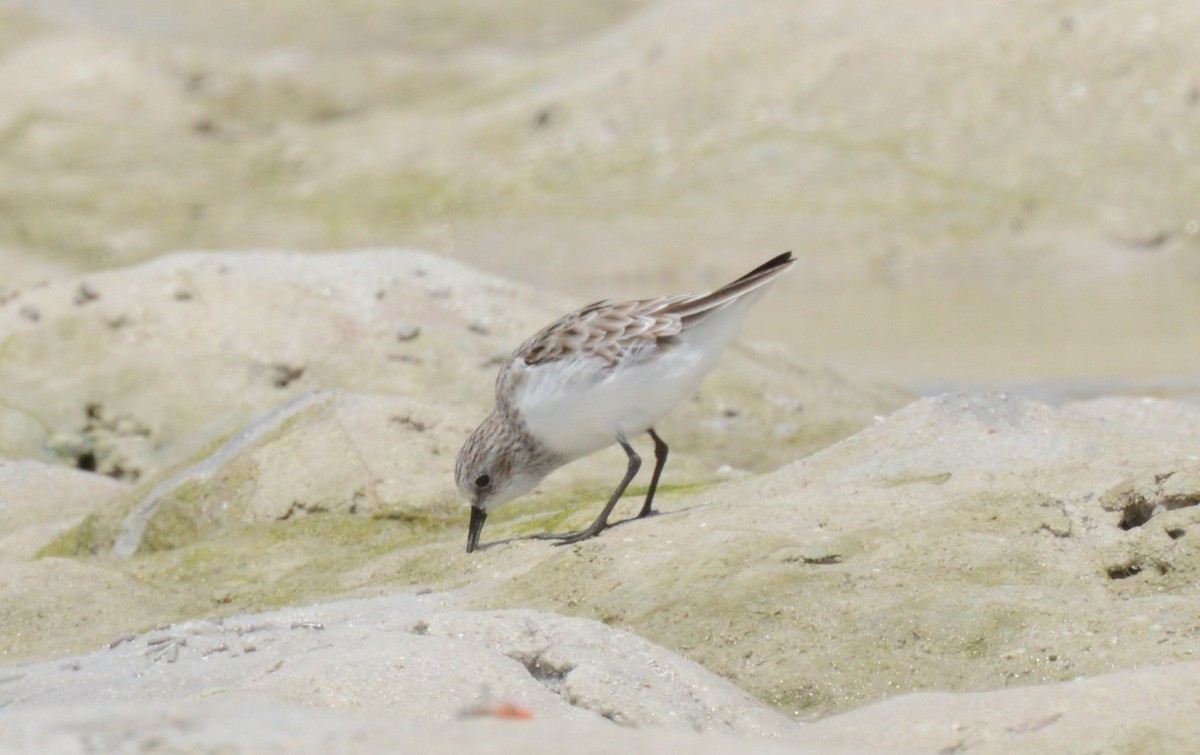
467 506 487 553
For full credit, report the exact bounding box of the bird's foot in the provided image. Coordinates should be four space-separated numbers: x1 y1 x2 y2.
552 528 603 546
531 527 605 546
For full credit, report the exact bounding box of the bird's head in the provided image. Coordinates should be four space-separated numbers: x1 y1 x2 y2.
456 410 551 553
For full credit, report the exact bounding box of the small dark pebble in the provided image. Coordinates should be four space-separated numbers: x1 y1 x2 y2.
391 415 427 432
74 282 100 305
108 633 136 649
270 364 305 388
533 106 554 128
397 324 421 341
388 354 423 365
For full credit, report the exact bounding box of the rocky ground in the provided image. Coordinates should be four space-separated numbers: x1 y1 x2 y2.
3 251 1200 753
2 1 1200 753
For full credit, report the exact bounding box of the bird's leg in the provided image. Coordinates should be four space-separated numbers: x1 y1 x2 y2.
638 428 668 518
535 436 641 545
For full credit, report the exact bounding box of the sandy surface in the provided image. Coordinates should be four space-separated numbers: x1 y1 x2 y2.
3 250 1200 752
2 2 1199 752
0 0 1197 389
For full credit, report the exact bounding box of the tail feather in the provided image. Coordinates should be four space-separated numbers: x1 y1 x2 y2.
666 252 794 328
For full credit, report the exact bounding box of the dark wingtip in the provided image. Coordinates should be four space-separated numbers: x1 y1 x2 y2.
729 252 794 285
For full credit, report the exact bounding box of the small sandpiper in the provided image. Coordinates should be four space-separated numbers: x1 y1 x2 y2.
456 253 795 552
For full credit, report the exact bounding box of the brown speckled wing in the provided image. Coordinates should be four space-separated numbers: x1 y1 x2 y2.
515 296 690 368
495 252 793 403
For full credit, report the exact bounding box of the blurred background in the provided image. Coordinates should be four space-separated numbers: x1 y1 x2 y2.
1 0 1197 400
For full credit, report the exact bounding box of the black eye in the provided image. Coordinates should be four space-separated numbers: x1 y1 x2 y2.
475 474 491 489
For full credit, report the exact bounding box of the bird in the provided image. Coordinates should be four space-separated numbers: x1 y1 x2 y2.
456 252 795 553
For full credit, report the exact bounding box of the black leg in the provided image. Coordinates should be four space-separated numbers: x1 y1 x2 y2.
535 436 641 545
638 428 668 518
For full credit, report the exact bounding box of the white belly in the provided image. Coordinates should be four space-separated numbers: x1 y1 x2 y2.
514 338 719 460
510 289 759 461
